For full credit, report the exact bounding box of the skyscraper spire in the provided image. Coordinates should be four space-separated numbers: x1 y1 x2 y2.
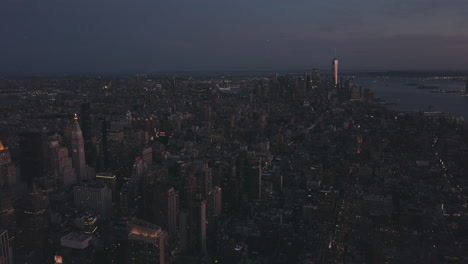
72 114 87 182
332 53 339 88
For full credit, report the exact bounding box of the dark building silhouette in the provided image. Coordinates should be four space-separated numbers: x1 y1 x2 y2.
101 118 109 170
19 131 45 185
80 101 95 166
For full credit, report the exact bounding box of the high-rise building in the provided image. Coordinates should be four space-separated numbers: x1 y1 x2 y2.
95 173 117 200
100 118 109 170
146 184 179 242
206 186 222 234
48 141 76 188
73 183 112 220
15 184 49 255
0 140 16 188
178 210 189 252
127 218 167 264
0 191 15 233
245 160 262 201
191 195 207 256
351 85 362 100
167 188 178 241
312 69 320 88
142 147 152 171
80 101 95 167
19 131 44 185
0 229 13 264
332 57 339 87
72 114 87 182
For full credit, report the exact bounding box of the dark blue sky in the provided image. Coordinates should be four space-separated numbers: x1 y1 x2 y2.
1 0 467 74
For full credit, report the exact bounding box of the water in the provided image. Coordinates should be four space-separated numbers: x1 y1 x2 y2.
356 77 468 119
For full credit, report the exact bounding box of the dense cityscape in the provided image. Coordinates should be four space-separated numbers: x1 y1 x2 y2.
0 56 468 264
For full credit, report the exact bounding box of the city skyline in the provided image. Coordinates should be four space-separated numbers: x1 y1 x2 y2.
1 0 468 74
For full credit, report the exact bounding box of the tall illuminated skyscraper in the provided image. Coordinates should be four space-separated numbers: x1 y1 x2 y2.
332 57 339 87
72 114 87 182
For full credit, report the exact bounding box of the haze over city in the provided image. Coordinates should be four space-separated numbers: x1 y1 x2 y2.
1 1 468 264
1 0 468 74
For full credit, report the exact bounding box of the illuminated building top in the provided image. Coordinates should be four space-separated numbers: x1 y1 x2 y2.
127 218 165 243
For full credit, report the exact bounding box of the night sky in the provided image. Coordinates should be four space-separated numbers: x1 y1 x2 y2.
1 0 467 74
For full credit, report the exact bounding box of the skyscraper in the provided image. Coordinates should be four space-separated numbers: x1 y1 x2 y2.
167 188 178 241
191 195 207 256
19 131 44 185
312 68 320 88
0 229 13 264
100 118 109 170
72 114 87 182
127 218 167 264
332 57 339 87
73 183 112 220
47 140 76 188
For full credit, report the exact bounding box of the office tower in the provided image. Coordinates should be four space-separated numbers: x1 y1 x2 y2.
213 186 222 218
146 184 179 242
95 173 116 200
178 210 189 252
15 184 49 255
0 230 13 264
131 157 144 182
48 141 76 188
73 183 112 220
0 191 15 235
169 75 177 91
351 85 362 100
142 147 152 171
206 187 222 234
332 57 339 87
312 68 320 88
204 105 212 129
59 232 93 263
127 218 167 264
100 118 109 170
81 101 95 167
198 163 212 197
0 140 16 187
167 188 179 241
72 114 87 182
19 131 44 185
303 72 311 91
245 160 262 200
191 196 207 256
